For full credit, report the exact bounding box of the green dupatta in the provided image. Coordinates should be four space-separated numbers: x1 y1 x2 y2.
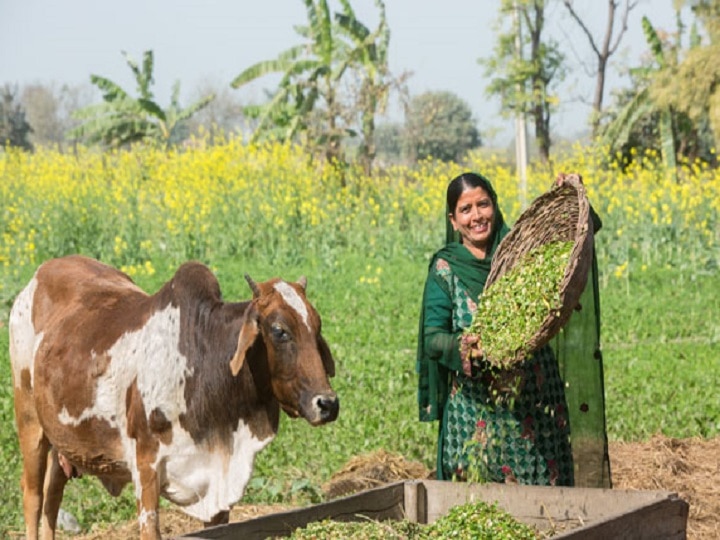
416 176 508 422
552 210 612 488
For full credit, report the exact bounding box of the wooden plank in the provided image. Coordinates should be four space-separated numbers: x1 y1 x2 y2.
181 480 688 539
553 494 688 540
403 481 419 523
179 482 406 539
419 480 684 531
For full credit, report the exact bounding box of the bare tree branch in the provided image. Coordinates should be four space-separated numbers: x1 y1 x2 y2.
609 0 637 55
563 0 602 57
561 0 638 135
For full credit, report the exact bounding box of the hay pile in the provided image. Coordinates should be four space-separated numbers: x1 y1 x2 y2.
610 434 720 540
321 449 430 500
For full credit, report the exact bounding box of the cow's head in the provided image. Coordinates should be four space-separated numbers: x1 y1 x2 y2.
229 275 339 426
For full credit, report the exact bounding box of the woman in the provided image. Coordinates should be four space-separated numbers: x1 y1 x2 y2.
416 172 610 486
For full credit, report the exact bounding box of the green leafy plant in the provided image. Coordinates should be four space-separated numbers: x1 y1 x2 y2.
465 241 574 368
71 50 214 148
286 500 538 539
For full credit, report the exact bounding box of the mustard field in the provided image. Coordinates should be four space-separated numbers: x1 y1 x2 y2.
1 140 718 303
1 140 719 534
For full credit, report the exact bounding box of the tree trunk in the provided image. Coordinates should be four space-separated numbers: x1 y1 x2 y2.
360 111 375 177
592 56 607 136
529 1 550 162
359 83 377 176
533 91 551 163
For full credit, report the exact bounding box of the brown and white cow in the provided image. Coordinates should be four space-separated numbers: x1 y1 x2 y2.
9 255 339 540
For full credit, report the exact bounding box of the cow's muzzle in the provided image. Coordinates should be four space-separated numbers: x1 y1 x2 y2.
313 393 339 424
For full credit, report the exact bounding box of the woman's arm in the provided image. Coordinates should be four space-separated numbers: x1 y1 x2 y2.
422 273 464 372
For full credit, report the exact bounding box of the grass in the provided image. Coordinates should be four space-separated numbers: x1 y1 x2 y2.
601 266 720 440
1 142 718 535
1 250 719 535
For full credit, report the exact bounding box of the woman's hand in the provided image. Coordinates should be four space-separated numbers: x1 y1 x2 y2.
460 333 483 377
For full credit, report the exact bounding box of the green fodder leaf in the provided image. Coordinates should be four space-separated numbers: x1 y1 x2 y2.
286 500 537 539
466 241 574 367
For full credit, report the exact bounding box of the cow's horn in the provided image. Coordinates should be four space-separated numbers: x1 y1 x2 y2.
245 274 261 297
297 276 307 290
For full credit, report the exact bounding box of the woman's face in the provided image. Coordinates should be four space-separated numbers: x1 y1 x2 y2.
449 185 495 257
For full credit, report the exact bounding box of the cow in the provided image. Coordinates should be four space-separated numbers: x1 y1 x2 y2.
9 255 339 540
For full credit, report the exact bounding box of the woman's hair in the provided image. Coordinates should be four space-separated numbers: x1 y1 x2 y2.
446 172 497 216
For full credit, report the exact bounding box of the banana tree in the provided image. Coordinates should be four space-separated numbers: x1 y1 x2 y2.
335 0 391 175
72 50 214 148
231 0 349 164
650 1 720 162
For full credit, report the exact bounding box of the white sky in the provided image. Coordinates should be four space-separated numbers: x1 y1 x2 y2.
1 0 686 145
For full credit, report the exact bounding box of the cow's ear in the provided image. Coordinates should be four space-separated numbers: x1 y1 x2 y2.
230 306 259 376
318 334 335 377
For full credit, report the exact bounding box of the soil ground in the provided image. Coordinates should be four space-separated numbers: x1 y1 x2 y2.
32 434 720 539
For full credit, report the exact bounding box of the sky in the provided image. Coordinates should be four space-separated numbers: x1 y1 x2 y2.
0 0 687 146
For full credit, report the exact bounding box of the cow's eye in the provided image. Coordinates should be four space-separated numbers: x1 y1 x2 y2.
270 323 291 342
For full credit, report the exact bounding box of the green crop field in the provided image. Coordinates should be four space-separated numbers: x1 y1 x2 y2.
1 141 718 535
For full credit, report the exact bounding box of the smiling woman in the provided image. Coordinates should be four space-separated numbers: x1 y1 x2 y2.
415 171 611 488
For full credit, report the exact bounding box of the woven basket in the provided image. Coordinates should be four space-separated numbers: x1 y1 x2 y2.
484 173 594 365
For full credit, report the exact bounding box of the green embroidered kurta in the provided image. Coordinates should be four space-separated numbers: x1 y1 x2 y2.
420 252 574 485
416 179 610 487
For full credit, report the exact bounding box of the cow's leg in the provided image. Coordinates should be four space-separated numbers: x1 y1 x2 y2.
134 453 162 540
40 449 70 540
19 433 50 540
14 387 50 540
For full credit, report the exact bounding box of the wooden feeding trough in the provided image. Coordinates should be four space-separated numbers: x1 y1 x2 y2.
181 479 688 539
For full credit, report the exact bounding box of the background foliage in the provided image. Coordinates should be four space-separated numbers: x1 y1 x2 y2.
1 140 718 535
6 1 720 171
0 86 34 151
402 91 480 163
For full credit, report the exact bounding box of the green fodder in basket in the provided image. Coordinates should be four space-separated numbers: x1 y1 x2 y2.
286 500 538 539
466 240 574 367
